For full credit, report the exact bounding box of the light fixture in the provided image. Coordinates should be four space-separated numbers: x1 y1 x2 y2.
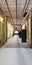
0 16 3 23
23 12 27 17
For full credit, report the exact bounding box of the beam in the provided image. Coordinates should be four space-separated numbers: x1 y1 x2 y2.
11 24 21 26
3 10 16 12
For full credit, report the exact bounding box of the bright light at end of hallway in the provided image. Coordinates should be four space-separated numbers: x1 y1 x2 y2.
15 31 18 34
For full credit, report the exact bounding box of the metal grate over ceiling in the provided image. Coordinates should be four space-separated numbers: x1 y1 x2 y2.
0 0 32 31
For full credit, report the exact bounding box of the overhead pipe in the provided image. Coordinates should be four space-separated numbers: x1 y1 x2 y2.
5 0 14 23
16 0 17 30
23 0 30 16
16 0 17 23
25 0 30 12
22 0 27 16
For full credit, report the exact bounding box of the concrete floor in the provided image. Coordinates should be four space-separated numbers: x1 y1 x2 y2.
0 48 32 65
0 35 32 65
2 35 29 48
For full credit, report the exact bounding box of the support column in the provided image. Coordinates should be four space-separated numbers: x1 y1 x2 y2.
6 18 7 42
31 10 32 47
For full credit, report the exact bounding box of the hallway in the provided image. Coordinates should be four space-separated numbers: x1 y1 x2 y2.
2 35 29 48
0 0 32 65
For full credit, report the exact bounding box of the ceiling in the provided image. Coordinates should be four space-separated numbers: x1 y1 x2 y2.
0 0 32 31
